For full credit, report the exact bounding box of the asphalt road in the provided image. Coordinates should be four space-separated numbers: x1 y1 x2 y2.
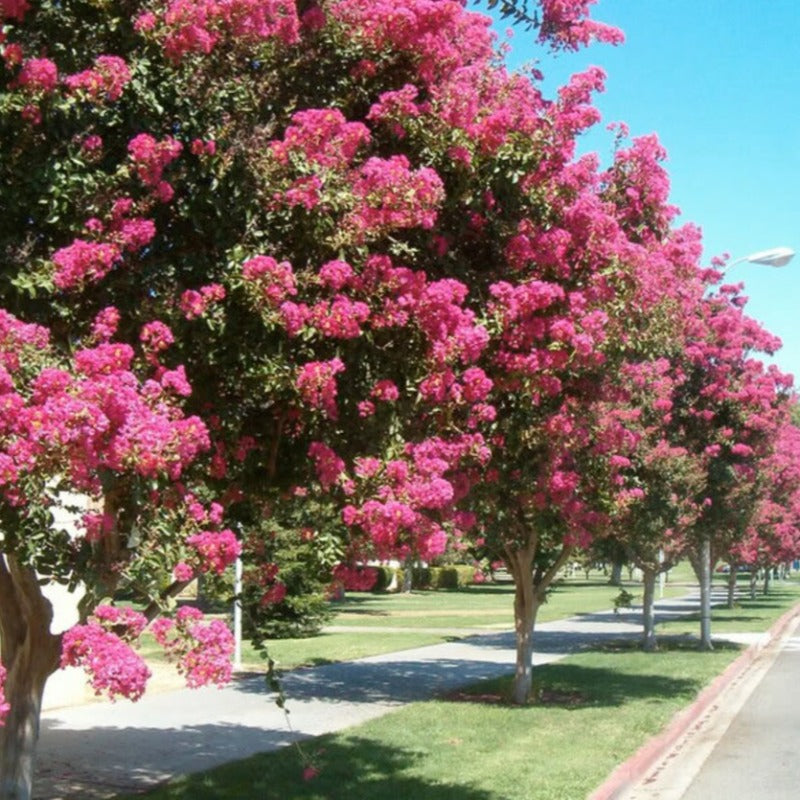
679 616 800 799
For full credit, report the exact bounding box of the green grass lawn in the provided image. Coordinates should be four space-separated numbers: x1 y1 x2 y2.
241 572 687 671
140 570 693 673
658 578 800 636
117 575 800 800
117 640 742 800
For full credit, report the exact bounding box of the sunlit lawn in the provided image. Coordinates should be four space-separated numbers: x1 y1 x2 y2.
237 570 692 671
117 575 800 800
658 577 800 636
139 568 697 673
118 639 742 800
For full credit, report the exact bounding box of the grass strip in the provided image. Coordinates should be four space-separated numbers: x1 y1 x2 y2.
117 639 742 800
659 579 800 635
120 578 800 800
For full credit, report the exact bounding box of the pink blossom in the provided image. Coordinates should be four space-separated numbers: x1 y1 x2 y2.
308 441 345 489
371 380 399 402
140 321 175 353
160 365 192 397
332 564 378 592
190 138 216 156
186 529 241 574
53 239 121 290
318 259 354 291
348 155 444 236
134 11 157 32
2 42 24 68
309 296 370 339
296 359 345 419
242 255 296 307
1 0 29 22
64 55 131 102
128 134 182 189
174 562 194 581
61 622 151 701
0 664 8 725
15 57 58 92
179 284 226 320
82 134 103 153
271 108 370 170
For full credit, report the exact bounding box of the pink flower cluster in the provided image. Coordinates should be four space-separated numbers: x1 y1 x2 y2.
61 606 151 701
64 55 131 102
348 155 444 236
14 57 58 92
52 239 121 290
329 0 495 86
296 358 345 419
338 434 490 559
139 0 300 62
308 296 370 339
271 108 370 171
1 0 29 22
537 0 624 52
150 606 234 688
332 564 378 592
140 320 175 355
367 84 425 135
127 133 182 199
0 311 212 503
180 283 226 319
308 441 345 489
185 528 241 574
241 255 296 307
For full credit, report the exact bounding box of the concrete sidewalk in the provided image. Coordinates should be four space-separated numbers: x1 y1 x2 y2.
34 591 727 800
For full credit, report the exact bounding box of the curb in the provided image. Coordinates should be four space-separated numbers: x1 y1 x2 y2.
587 601 800 800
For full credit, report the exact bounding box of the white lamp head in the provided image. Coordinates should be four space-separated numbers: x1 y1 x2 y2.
745 246 795 268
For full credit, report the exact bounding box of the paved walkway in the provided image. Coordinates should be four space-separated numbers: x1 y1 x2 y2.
34 591 727 799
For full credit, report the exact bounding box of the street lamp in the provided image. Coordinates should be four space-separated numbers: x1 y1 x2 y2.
699 244 794 650
721 246 795 273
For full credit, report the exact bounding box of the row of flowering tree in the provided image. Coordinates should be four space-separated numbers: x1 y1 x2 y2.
2 1 799 797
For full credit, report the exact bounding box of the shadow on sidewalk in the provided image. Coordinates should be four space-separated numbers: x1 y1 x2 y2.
35 724 499 800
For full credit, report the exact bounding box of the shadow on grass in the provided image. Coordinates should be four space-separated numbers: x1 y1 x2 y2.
595 635 741 654
449 650 727 711
119 736 497 800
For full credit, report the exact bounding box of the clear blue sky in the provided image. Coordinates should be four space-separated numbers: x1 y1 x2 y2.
487 0 800 384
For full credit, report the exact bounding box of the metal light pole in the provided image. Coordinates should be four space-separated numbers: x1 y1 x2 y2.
699 246 794 650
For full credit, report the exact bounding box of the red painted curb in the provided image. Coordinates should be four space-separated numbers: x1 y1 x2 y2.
587 601 800 800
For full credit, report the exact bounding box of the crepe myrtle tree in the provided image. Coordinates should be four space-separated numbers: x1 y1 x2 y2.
0 0 722 763
727 419 800 600
606 358 705 651
0 311 238 799
0 0 636 720
675 280 794 649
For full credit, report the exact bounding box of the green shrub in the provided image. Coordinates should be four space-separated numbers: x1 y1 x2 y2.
433 565 477 589
371 565 398 593
412 566 432 589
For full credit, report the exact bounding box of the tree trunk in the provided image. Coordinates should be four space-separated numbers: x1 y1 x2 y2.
401 554 413 593
763 567 771 596
698 537 713 651
726 565 738 609
0 557 62 800
505 541 572 705
641 568 658 652
507 547 538 706
608 560 623 586
0 657 54 800
749 570 758 600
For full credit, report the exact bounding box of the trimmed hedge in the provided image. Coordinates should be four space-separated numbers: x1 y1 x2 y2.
366 564 478 592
